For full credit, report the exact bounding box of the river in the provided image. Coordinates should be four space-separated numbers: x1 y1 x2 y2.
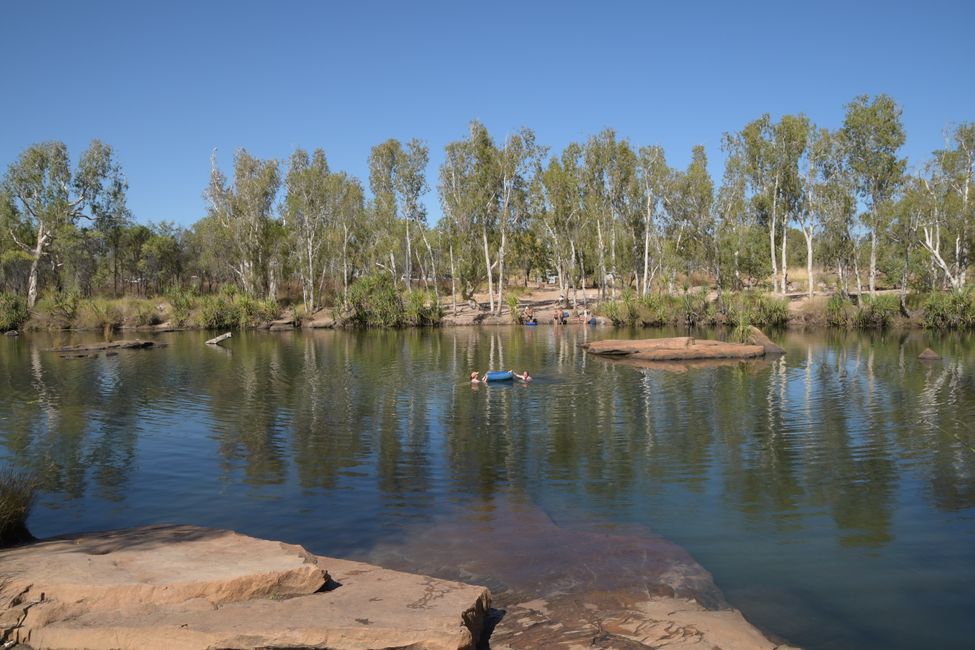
2 326 973 649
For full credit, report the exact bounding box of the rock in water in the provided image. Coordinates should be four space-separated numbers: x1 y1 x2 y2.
748 326 786 355
0 525 489 650
918 347 941 360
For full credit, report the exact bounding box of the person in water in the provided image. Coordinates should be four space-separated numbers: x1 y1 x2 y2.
514 370 532 381
470 371 485 384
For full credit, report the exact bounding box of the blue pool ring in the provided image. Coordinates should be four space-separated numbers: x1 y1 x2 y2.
485 370 514 382
525 321 537 326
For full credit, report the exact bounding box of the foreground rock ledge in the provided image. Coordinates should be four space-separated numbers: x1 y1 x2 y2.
0 525 489 650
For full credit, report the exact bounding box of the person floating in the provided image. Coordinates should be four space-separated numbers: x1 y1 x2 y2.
470 371 485 384
513 370 532 382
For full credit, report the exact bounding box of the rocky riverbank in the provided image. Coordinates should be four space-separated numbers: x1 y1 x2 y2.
0 520 796 650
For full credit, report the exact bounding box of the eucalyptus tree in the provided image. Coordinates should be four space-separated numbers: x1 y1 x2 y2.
636 145 669 294
841 94 907 295
772 115 810 294
2 140 128 309
917 123 975 290
492 128 544 314
665 146 714 290
284 148 331 312
205 149 280 298
539 143 586 303
716 137 749 289
331 172 366 300
734 115 780 292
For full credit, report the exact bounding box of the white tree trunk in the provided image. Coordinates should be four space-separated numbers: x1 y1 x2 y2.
482 226 494 313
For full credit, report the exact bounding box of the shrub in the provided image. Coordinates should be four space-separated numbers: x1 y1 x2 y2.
506 293 522 323
0 292 28 332
33 290 80 329
853 294 900 329
0 469 36 546
197 294 237 329
166 286 195 327
341 274 405 328
921 291 975 330
132 300 163 326
404 290 443 327
825 293 851 328
78 298 124 332
725 293 789 329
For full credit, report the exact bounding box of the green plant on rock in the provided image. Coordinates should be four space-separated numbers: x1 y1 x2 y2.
505 293 522 323
0 468 36 546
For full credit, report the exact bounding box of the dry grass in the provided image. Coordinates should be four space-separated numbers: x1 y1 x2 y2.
0 468 36 546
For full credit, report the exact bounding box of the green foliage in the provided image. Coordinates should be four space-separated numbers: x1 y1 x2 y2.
0 468 36 546
341 274 405 328
197 295 237 330
77 298 124 331
0 292 28 331
853 294 900 329
505 293 522 323
825 293 852 327
33 290 81 329
921 291 975 329
404 290 443 327
724 293 789 329
196 292 278 329
166 286 195 327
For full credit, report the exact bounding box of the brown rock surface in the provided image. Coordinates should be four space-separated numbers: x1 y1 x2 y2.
46 339 164 353
0 525 489 650
918 347 941 360
584 337 765 361
748 326 786 355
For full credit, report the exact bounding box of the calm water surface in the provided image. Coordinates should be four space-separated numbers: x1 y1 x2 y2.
2 326 974 649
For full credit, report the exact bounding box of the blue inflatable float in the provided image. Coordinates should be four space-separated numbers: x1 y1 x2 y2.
485 370 514 382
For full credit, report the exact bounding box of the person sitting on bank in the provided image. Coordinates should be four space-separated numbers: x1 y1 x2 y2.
514 370 532 381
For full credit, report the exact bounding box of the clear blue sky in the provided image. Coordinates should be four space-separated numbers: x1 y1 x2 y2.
2 0 973 227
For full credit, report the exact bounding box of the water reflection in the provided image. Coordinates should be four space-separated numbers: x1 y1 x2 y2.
1 326 974 649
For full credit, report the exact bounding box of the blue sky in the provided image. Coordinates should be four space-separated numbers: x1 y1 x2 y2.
2 0 973 227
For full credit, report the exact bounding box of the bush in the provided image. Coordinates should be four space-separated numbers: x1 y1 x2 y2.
33 290 80 329
341 274 405 328
77 298 124 332
0 469 36 546
197 294 238 329
166 286 195 327
0 292 28 332
853 294 900 329
506 293 522 324
725 293 789 329
405 290 443 327
921 291 975 329
825 293 851 327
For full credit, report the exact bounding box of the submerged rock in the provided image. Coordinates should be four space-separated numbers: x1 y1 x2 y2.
918 347 941 360
367 499 795 649
47 339 164 353
0 525 489 650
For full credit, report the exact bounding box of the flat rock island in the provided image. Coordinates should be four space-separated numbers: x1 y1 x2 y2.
583 336 767 363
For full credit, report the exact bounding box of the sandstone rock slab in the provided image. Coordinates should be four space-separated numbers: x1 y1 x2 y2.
748 326 785 355
0 525 488 650
584 337 765 362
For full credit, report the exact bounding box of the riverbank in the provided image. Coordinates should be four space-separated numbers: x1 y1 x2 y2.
4 284 974 335
0 522 793 649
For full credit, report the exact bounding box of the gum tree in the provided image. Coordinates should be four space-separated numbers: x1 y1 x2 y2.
3 140 128 309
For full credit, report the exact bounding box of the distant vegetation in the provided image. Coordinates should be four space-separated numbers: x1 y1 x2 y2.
0 95 972 330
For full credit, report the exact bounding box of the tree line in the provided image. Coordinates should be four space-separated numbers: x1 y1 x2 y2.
2 94 973 319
